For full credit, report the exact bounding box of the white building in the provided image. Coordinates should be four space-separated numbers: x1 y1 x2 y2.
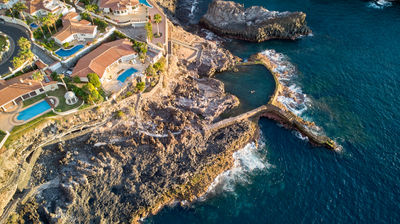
52 12 97 45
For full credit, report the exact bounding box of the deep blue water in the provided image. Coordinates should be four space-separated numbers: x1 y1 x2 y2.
117 67 138 83
17 100 51 121
55 44 84 57
146 0 400 223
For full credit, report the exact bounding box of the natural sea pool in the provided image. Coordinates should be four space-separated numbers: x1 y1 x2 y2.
146 0 400 223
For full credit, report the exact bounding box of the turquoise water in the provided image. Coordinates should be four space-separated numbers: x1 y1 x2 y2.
117 67 138 83
55 44 84 57
139 0 153 8
17 100 51 121
146 0 400 223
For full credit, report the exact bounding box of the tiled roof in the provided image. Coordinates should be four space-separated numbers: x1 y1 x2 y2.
0 70 56 106
99 0 139 11
53 12 97 42
72 39 137 79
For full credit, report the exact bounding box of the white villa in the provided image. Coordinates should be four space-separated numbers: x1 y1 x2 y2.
25 0 73 17
99 0 139 15
52 12 97 45
0 70 58 112
71 39 137 82
0 0 18 9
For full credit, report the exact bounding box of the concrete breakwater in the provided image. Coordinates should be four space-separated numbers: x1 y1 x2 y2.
209 52 336 150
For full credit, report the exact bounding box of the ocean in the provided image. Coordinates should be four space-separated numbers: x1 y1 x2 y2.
145 0 400 223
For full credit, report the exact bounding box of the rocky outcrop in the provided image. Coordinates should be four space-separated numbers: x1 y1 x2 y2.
200 0 311 42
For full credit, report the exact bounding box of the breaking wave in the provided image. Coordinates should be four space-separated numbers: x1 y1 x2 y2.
200 138 272 199
367 0 392 9
261 49 311 117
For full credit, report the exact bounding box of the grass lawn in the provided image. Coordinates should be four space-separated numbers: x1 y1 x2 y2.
23 87 83 112
0 130 7 143
5 112 56 149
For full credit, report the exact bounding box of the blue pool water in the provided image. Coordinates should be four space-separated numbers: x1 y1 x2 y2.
30 23 38 29
146 0 400 223
139 0 152 8
17 100 51 121
117 67 138 83
55 44 84 57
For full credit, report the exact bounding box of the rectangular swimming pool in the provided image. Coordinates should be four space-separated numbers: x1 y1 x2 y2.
117 67 138 83
55 44 84 57
17 101 51 121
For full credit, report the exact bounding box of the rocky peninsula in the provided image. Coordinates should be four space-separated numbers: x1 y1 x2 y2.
200 0 311 42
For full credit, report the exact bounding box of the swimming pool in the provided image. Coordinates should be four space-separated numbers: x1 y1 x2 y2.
117 68 138 83
55 44 84 57
17 100 51 121
139 0 153 8
30 23 38 29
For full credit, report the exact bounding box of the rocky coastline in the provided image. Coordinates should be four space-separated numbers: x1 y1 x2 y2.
0 1 336 223
200 0 311 42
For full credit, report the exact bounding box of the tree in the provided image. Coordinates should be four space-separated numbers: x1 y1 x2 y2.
85 4 97 23
145 65 156 77
12 56 23 69
33 15 45 37
153 14 162 37
136 82 145 92
13 2 27 21
145 22 153 42
32 71 48 96
18 37 31 52
87 73 101 89
59 74 68 90
46 13 58 33
42 16 53 34
153 57 166 73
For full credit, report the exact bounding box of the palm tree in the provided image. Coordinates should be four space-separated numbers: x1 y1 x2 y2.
13 2 27 21
145 22 153 42
42 16 53 35
32 71 48 97
59 74 68 91
153 14 162 37
85 4 96 24
47 13 58 32
18 37 31 52
33 15 45 36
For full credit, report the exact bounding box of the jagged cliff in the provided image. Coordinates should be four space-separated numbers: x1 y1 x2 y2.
200 0 311 42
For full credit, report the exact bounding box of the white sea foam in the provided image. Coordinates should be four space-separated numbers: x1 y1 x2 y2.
188 0 199 18
200 140 271 199
261 49 311 117
367 0 392 9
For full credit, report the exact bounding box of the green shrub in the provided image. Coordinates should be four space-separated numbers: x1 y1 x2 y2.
114 110 125 119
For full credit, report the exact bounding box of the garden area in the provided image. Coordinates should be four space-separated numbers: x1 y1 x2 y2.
22 87 83 112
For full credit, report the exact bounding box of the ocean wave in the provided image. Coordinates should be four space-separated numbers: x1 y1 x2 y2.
261 49 311 117
367 0 392 9
200 140 271 199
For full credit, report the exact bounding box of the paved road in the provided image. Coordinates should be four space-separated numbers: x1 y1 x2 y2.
0 22 30 75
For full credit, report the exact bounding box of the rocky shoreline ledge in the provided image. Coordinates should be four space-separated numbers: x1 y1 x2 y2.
200 0 311 42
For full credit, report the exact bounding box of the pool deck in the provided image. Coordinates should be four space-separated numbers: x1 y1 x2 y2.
102 62 146 93
10 97 59 126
